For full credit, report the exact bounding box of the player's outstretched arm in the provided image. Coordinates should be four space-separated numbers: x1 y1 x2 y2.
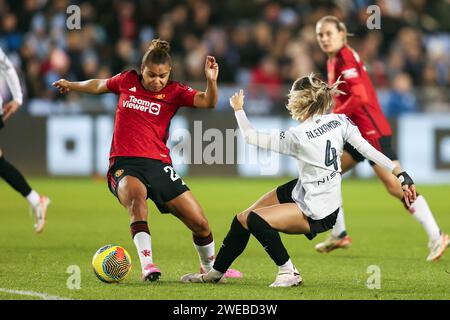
52 78 110 95
193 56 218 109
346 132 417 205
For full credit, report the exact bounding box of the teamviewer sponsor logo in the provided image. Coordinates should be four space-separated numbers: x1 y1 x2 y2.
149 102 161 115
123 95 161 115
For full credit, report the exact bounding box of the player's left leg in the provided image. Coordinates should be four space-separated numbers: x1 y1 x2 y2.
372 161 449 261
249 204 309 287
0 148 49 233
182 203 307 287
116 175 160 281
166 191 241 278
166 191 213 269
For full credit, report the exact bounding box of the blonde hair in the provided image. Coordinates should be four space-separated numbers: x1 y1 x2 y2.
316 15 353 43
142 39 172 66
286 73 345 121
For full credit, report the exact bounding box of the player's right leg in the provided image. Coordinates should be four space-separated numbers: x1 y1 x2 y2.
211 180 296 278
181 184 286 285
181 179 300 284
165 190 243 278
113 174 161 282
368 135 448 261
182 203 305 287
372 161 449 261
0 148 50 233
314 150 356 253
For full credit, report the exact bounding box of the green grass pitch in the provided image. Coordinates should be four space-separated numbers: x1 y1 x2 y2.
0 177 449 300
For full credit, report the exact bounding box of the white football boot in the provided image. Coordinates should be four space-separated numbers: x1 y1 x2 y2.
314 234 352 253
269 267 303 287
181 269 224 284
426 233 450 261
32 196 50 234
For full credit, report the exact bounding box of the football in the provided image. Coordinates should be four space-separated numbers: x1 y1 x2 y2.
92 245 132 283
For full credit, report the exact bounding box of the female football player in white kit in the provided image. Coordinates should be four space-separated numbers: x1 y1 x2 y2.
181 74 416 287
0 48 50 233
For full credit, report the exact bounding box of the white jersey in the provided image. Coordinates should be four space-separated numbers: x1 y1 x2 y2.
0 48 23 113
235 110 395 220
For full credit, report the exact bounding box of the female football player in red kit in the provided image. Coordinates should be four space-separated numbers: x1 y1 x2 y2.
313 16 448 261
53 39 241 281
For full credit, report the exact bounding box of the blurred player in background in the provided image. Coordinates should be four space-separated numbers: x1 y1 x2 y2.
181 76 416 287
314 16 449 261
0 47 50 233
53 39 241 282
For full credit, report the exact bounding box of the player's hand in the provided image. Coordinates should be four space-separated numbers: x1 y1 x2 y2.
402 184 417 207
2 100 21 122
397 171 417 207
52 79 72 94
205 56 219 82
229 89 245 111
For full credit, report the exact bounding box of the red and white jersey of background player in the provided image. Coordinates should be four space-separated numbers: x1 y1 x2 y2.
106 70 197 164
327 45 392 141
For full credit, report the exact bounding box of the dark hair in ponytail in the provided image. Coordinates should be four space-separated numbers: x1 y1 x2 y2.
142 39 172 66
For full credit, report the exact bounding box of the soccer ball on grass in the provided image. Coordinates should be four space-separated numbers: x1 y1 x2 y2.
92 245 132 283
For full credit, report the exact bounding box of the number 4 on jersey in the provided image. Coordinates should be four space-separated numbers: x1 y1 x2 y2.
325 140 338 171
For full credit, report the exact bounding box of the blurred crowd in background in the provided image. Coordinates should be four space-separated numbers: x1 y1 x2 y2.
0 0 449 116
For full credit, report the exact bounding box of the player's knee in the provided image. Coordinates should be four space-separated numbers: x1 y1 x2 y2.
191 217 210 236
129 200 147 220
120 188 140 204
130 196 146 209
121 189 147 215
118 178 146 204
237 212 249 228
197 218 210 234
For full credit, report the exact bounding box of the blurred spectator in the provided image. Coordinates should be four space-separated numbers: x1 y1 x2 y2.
417 64 450 113
0 0 446 113
385 73 418 117
249 55 283 102
206 28 237 83
118 1 138 40
2 12 22 51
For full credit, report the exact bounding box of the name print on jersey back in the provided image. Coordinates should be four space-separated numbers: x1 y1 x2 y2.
123 95 161 115
305 120 342 140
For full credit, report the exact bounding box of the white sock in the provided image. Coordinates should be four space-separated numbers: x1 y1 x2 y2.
279 259 295 273
133 232 153 272
331 207 346 238
26 190 40 208
409 195 441 241
194 241 215 272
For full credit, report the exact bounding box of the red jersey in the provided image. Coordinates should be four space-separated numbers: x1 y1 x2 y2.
106 70 197 164
327 45 392 140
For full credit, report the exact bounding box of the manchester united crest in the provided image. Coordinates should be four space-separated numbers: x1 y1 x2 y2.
115 169 124 178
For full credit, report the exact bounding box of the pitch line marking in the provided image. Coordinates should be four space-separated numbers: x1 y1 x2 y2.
0 288 73 300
